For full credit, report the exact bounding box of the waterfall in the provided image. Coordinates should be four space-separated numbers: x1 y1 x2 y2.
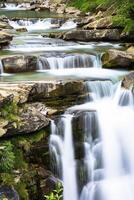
2 3 25 10
50 79 134 200
50 115 78 200
0 60 4 74
38 54 99 70
9 19 57 31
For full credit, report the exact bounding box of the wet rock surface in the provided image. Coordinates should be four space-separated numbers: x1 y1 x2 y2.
122 71 134 89
102 49 134 69
2 55 37 73
0 31 13 47
63 29 122 41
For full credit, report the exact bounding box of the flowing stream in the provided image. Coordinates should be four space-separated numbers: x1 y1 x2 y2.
0 6 134 200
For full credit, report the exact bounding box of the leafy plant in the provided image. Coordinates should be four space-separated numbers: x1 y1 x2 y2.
0 142 15 173
44 182 63 200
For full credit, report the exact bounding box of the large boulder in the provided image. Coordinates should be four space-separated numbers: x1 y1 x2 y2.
63 29 121 41
102 49 134 69
5 102 50 136
0 31 13 47
2 55 37 73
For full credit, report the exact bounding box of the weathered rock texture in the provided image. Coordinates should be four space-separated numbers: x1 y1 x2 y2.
0 81 86 137
0 31 13 47
102 49 134 69
2 55 37 73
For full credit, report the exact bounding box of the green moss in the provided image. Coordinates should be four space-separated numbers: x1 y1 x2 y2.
0 142 15 173
69 0 134 32
0 102 20 128
15 182 29 200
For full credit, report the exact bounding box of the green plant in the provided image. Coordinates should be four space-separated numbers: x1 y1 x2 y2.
0 142 15 173
44 182 63 200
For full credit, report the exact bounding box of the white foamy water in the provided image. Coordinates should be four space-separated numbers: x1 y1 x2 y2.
59 20 77 30
50 79 134 200
9 19 77 32
50 115 78 200
1 3 26 10
9 19 57 31
38 54 99 70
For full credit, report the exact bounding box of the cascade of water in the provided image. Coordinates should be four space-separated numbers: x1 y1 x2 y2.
80 81 134 200
50 79 134 200
50 114 78 200
9 19 56 31
38 54 99 70
3 3 25 10
0 60 4 74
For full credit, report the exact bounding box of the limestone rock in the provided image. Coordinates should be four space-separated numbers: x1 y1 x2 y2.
2 55 37 73
63 29 121 41
122 72 134 89
35 4 50 11
5 103 49 136
65 6 82 16
56 4 65 14
0 21 13 29
77 16 94 28
83 16 114 29
16 27 28 32
0 31 13 46
102 49 134 69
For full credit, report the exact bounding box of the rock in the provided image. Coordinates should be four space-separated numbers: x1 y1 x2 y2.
63 29 121 41
28 4 39 10
2 55 37 73
0 21 13 29
5 103 49 136
122 71 134 89
65 6 82 16
77 16 94 28
38 4 50 11
102 49 134 69
127 46 134 53
83 16 116 29
0 31 13 46
49 3 58 12
28 81 85 103
0 80 86 137
56 4 65 14
121 31 134 41
0 186 20 200
16 27 28 32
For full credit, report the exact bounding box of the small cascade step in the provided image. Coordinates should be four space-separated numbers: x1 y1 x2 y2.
38 53 99 70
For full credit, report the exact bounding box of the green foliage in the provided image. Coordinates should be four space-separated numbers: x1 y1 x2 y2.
44 182 63 200
0 142 15 173
15 181 29 200
0 102 20 126
0 173 15 186
13 148 28 170
69 0 134 32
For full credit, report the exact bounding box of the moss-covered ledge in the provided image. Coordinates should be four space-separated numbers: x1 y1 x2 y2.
0 80 86 138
